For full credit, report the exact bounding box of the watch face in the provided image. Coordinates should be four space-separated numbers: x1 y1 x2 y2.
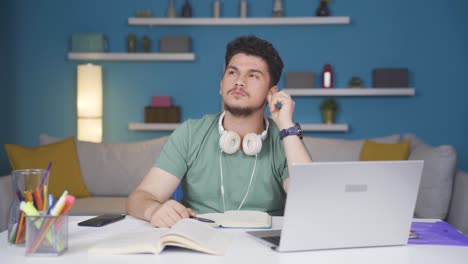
296 123 302 132
295 122 303 139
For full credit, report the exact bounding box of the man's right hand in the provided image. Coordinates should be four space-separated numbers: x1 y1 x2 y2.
147 200 196 228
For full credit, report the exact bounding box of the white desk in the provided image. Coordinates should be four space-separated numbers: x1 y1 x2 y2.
2 216 468 264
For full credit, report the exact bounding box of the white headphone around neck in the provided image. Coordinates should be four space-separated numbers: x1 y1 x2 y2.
218 112 269 212
218 112 269 156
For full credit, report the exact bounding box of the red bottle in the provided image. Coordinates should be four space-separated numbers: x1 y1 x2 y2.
322 64 334 88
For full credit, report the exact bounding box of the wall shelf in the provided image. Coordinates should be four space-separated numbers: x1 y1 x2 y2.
68 52 195 61
301 123 349 132
129 122 348 132
284 88 415 96
128 17 350 26
129 123 180 131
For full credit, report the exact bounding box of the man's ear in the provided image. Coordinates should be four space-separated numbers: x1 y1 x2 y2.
267 86 278 103
219 81 223 95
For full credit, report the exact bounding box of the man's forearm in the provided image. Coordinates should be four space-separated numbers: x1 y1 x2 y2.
126 190 163 221
282 135 312 174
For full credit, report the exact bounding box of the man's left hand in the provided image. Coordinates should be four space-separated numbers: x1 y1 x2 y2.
268 90 295 130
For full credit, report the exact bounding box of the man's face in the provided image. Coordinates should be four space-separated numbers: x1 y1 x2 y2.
220 53 277 117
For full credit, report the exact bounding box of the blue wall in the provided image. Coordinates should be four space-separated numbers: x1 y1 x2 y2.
0 1 14 175
1 0 467 175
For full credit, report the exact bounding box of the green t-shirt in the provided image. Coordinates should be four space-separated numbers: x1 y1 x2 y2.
155 113 288 215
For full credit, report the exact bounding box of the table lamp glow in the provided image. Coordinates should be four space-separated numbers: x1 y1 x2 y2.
77 64 102 143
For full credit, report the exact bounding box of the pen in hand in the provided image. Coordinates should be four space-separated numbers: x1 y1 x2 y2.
190 216 215 223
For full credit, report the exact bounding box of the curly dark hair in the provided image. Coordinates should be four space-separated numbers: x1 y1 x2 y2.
225 35 284 88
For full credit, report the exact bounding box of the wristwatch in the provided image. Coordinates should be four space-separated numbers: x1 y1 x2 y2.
279 123 303 140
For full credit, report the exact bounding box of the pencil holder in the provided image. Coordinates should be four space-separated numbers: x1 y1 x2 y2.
7 169 49 246
25 214 68 256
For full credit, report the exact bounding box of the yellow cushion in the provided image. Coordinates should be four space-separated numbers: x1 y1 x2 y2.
359 140 411 161
5 137 90 198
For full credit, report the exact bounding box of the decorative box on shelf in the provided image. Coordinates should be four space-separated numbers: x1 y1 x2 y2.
285 72 315 88
160 36 192 53
372 68 409 88
151 96 172 107
145 106 181 123
71 33 108 52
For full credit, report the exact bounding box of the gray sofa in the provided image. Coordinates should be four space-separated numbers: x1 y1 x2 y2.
1 133 467 235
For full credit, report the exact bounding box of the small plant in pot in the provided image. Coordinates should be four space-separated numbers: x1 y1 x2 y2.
348 76 363 88
320 98 338 124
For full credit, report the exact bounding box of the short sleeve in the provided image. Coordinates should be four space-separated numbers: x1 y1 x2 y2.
279 159 289 183
154 122 190 180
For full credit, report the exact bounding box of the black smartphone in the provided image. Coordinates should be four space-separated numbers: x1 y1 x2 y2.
77 214 126 227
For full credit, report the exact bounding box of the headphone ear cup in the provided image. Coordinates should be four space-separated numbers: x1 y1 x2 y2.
242 133 262 156
219 131 241 154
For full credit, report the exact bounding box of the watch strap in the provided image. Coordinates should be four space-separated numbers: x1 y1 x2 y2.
279 123 303 140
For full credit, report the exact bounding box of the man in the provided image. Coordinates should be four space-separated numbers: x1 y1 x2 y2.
127 35 312 227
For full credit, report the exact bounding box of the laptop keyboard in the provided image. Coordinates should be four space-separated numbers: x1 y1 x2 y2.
261 236 281 246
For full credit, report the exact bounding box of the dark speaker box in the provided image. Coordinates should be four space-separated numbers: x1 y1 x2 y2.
372 68 409 88
145 106 181 123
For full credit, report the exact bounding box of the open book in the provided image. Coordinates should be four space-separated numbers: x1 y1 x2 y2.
197 210 272 228
88 218 232 255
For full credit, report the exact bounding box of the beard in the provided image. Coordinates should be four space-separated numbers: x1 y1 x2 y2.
223 99 267 117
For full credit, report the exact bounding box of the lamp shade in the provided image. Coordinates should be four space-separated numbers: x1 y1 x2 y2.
77 64 103 142
77 64 102 118
77 118 102 143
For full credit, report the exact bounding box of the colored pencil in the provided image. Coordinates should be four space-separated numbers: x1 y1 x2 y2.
43 185 48 212
14 212 25 244
40 162 52 188
34 187 43 211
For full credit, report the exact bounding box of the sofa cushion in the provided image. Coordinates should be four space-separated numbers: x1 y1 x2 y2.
302 134 401 162
5 137 90 198
403 133 456 220
359 140 411 161
40 134 169 196
447 170 468 235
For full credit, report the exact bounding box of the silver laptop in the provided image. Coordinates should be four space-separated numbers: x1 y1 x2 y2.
248 160 424 252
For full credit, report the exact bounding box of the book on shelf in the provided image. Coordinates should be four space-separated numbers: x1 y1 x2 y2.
197 210 272 229
88 218 233 255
